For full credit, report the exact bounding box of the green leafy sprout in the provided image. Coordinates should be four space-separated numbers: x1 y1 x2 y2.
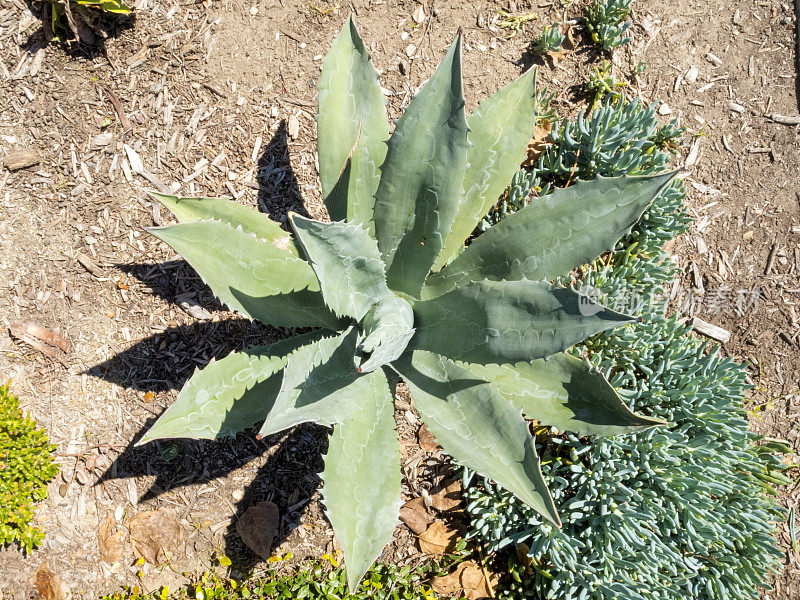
136 16 676 591
103 560 442 600
531 25 565 55
586 60 627 109
46 0 132 42
584 0 632 51
0 382 59 552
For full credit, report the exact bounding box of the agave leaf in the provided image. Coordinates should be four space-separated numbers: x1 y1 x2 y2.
356 295 415 373
393 350 560 526
423 172 678 298
467 353 664 436
318 16 389 226
433 68 539 271
289 214 390 320
411 279 634 364
321 367 401 592
357 295 415 373
146 191 297 255
260 328 377 436
137 332 324 445
373 35 469 298
147 220 339 328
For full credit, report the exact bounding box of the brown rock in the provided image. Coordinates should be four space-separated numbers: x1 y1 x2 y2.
236 500 280 560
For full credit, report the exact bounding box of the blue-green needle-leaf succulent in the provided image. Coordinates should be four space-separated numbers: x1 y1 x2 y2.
137 16 675 592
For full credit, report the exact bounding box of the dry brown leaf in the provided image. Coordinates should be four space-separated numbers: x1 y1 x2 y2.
516 541 534 575
418 520 462 555
430 479 462 512
564 23 576 49
30 564 68 600
431 560 498 599
522 120 552 167
546 49 568 65
98 512 126 563
399 497 433 534
236 500 280 560
418 424 440 452
128 509 183 564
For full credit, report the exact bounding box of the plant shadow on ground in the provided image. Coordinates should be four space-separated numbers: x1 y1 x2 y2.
21 0 135 57
517 28 604 108
91 121 325 573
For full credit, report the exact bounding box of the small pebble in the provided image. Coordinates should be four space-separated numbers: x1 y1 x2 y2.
684 65 699 84
729 101 745 114
232 490 244 502
658 103 672 116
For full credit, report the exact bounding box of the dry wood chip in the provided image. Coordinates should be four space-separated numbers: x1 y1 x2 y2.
287 114 300 139
8 322 70 364
691 317 731 343
77 252 103 276
3 148 39 171
767 113 800 125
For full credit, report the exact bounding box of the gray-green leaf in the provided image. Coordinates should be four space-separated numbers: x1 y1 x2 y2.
411 279 634 364
136 332 323 445
373 35 469 298
289 214 390 321
356 295 415 373
317 16 389 226
466 353 664 436
147 220 339 328
433 68 539 271
393 350 559 526
260 328 372 436
321 367 400 592
147 191 297 255
423 172 679 298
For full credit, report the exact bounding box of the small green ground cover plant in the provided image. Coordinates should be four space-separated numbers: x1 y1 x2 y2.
102 560 439 600
465 96 785 599
584 0 632 51
530 25 564 55
0 382 58 552
46 0 132 43
135 16 678 592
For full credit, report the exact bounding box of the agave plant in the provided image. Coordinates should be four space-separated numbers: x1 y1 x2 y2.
136 17 675 590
